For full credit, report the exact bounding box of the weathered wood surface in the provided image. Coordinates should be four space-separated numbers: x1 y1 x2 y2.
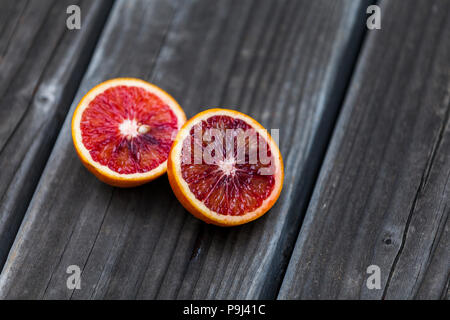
279 0 450 300
0 0 112 268
0 0 370 299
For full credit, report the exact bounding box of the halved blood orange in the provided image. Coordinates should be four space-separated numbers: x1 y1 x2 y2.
167 109 283 226
72 78 186 187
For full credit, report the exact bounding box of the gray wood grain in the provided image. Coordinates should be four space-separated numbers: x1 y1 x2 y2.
0 0 370 299
279 0 450 300
0 0 113 268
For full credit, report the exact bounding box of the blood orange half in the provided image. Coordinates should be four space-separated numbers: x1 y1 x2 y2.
72 78 186 187
167 109 283 226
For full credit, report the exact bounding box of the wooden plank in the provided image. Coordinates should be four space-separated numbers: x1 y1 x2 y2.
0 0 113 268
279 0 450 299
0 0 370 299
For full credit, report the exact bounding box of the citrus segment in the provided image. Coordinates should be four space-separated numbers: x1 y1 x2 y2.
72 78 186 187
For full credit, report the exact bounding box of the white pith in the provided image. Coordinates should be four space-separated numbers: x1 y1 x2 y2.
118 119 151 140
119 119 139 139
218 157 236 176
73 78 185 180
170 109 283 224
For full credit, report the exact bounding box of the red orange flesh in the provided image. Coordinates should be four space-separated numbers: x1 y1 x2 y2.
168 109 283 226
72 78 186 187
